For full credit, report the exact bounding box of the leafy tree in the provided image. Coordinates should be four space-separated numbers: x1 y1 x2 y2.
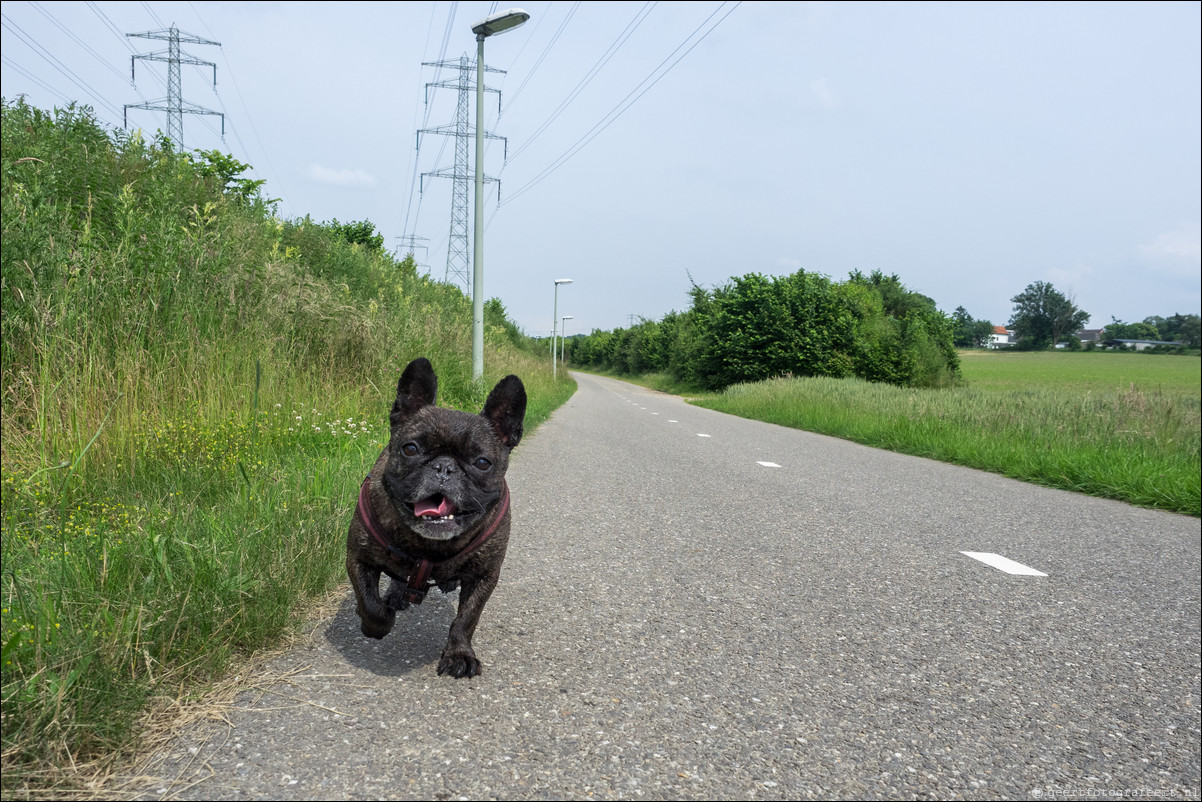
1008 281 1090 350
951 306 996 348
1105 317 1160 341
191 148 267 203
567 268 961 389
1145 313 1201 347
324 218 384 251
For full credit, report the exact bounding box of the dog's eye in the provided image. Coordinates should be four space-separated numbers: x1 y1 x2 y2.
401 442 419 457
473 457 492 472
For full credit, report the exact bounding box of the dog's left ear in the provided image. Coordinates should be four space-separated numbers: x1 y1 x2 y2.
391 358 439 431
481 375 526 449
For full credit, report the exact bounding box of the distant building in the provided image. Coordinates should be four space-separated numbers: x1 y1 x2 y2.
1101 338 1184 351
1076 329 1105 345
988 326 1016 348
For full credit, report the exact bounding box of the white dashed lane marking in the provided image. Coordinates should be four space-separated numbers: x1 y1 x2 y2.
960 552 1047 576
615 386 1050 581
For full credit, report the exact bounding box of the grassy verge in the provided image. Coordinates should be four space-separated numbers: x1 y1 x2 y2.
1 358 574 790
578 352 1200 516
0 98 576 790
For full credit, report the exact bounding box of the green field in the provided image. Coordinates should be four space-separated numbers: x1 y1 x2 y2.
687 351 1200 516
957 349 1200 395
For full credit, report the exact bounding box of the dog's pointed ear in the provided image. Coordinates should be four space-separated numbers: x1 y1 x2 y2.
481 375 526 449
391 358 438 431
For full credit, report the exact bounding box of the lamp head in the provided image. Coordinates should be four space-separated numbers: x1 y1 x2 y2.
472 9 530 38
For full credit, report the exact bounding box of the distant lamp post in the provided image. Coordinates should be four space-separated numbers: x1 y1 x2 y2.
470 8 530 382
552 278 572 380
560 315 574 366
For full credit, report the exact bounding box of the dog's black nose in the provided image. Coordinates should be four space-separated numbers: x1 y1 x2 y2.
431 457 458 479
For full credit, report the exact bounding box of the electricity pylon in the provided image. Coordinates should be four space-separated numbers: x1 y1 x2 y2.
396 235 430 272
417 55 507 293
124 26 224 146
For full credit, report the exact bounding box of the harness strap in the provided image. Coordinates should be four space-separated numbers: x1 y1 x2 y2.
356 475 509 606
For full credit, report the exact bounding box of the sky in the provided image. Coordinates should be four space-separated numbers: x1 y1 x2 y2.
3 1 1199 338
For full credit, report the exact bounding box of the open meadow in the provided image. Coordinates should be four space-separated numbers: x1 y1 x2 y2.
690 351 1200 517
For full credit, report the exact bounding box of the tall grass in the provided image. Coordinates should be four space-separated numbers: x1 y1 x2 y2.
691 354 1200 516
0 98 576 788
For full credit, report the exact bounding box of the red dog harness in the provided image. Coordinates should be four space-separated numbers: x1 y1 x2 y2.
356 476 510 606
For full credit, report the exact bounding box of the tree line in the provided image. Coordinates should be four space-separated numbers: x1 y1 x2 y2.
952 281 1200 350
567 270 961 390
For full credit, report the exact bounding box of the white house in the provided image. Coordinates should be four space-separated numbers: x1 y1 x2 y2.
988 326 1016 348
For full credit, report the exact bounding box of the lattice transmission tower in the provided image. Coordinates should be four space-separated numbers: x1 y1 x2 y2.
395 235 430 272
417 55 508 293
124 26 224 146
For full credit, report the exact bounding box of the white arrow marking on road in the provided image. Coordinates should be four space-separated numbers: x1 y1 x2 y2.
757 461 781 468
697 433 711 438
960 552 1047 576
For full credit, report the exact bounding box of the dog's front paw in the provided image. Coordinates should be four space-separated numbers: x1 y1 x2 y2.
358 610 395 640
437 648 482 678
360 620 392 639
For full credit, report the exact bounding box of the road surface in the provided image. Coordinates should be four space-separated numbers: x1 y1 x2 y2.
123 371 1201 800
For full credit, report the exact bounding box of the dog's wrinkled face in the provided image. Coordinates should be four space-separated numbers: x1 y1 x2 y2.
384 407 511 541
382 357 525 542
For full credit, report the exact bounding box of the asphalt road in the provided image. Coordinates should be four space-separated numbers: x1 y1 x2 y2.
126 371 1201 800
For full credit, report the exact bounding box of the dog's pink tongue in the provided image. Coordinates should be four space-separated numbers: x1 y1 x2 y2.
415 496 454 518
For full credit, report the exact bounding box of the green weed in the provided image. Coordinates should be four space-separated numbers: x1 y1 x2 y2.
0 97 576 789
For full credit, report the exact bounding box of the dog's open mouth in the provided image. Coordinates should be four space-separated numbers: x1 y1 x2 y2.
412 494 457 521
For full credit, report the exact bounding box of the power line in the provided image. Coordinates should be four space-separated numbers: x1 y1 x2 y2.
502 1 740 207
87 1 137 52
139 1 166 30
1 11 124 122
1 54 75 107
86 0 164 103
401 2 444 241
500 0 581 114
505 1 655 163
30 1 132 87
186 1 290 205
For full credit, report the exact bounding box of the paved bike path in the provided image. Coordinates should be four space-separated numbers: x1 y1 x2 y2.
124 371 1201 800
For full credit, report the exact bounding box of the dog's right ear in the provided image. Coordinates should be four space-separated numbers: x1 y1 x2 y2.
391 358 438 431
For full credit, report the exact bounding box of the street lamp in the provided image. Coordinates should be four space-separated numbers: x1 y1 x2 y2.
552 278 572 380
560 315 574 366
470 8 530 382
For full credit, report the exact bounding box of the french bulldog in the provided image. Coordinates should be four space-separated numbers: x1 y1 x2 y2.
346 357 526 678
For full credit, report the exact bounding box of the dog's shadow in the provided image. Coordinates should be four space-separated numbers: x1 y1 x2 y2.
324 580 459 677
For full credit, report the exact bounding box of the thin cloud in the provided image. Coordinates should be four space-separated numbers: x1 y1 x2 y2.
1141 223 1201 262
1138 224 1201 280
306 164 377 188
1047 263 1095 296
